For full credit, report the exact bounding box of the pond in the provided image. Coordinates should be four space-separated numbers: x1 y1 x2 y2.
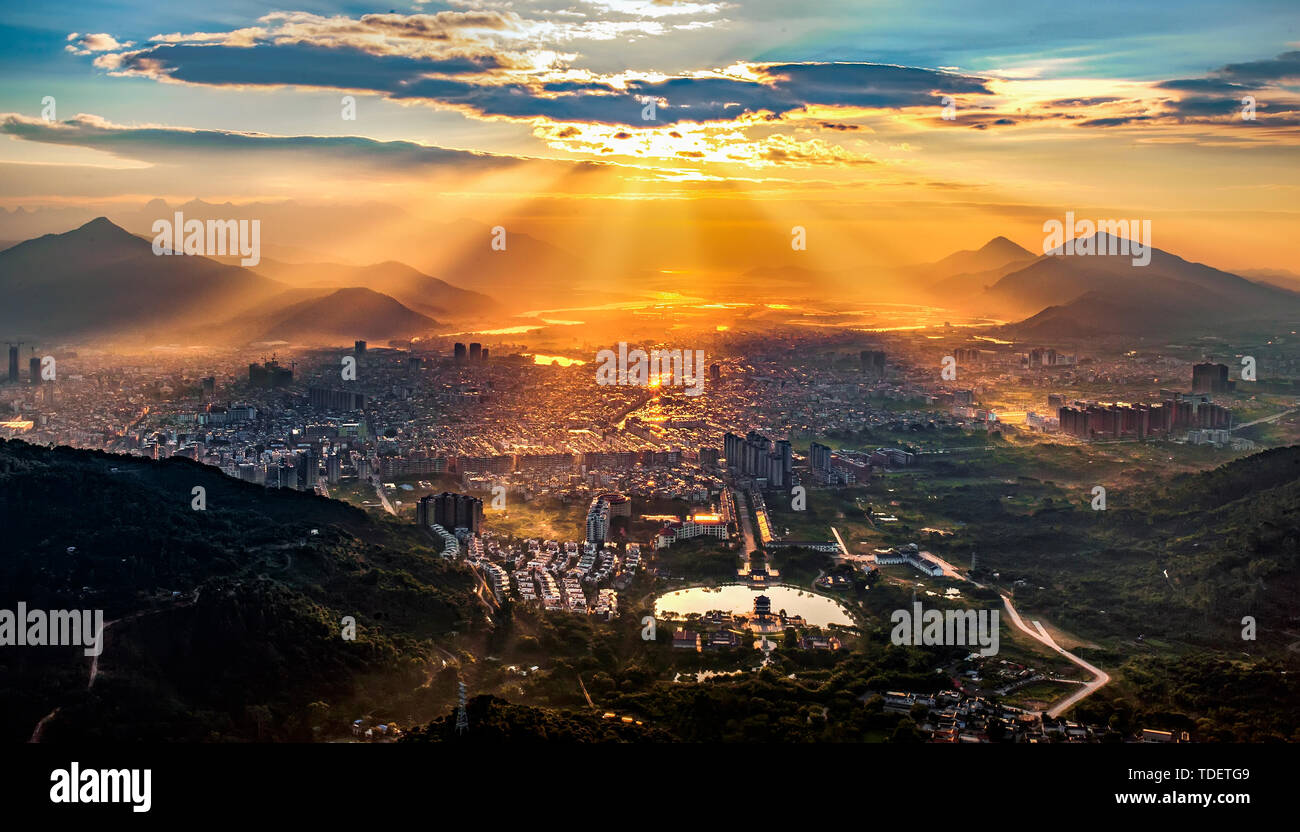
653 584 854 627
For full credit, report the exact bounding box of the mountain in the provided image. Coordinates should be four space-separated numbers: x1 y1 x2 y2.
914 235 1036 280
0 218 444 345
420 219 603 310
1239 268 1300 292
0 217 284 341
992 232 1300 333
0 439 483 742
1007 288 1219 337
250 258 497 318
247 286 441 343
845 236 1040 307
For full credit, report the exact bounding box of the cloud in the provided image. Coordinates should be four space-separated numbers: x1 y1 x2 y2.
89 25 994 127
0 113 603 176
65 13 1300 153
1212 50 1300 84
1073 51 1300 134
65 33 131 55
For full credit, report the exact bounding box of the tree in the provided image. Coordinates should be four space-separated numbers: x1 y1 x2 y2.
307 700 331 735
890 717 922 743
246 704 272 741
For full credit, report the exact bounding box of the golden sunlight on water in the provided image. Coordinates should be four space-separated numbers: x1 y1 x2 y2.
529 353 587 367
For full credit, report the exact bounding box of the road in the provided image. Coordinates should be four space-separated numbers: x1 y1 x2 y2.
999 594 1110 718
930 561 1110 718
371 476 396 515
578 675 595 710
919 549 965 580
830 526 849 556
1233 407 1298 430
28 708 60 743
733 488 759 555
30 589 201 742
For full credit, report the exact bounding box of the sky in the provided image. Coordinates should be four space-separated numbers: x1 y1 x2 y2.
0 0 1298 275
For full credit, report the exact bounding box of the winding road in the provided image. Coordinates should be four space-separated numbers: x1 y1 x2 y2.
28 589 201 742
931 561 1111 718
999 594 1110 718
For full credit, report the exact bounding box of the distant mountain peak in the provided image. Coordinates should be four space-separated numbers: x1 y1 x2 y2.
979 235 1032 257
70 216 141 244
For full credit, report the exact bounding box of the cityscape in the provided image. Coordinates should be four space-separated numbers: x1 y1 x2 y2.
1 1 1299 810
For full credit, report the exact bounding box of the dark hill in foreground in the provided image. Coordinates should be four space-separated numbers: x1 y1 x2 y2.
0 439 482 742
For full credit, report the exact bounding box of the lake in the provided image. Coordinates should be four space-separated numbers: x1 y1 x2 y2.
653 584 854 627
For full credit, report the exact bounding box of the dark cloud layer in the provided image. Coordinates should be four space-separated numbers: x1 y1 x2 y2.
0 114 603 173
100 38 993 126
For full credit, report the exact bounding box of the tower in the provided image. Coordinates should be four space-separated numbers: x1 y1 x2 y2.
455 682 469 735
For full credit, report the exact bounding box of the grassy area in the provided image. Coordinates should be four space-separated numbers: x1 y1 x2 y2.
484 497 587 541
765 485 880 553
1001 680 1081 711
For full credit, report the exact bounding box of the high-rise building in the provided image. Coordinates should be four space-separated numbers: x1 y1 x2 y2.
586 495 611 545
354 340 367 354
29 356 40 384
275 461 296 489
201 376 216 398
480 347 490 362
810 442 832 472
722 431 792 485
860 350 886 376
1057 396 1232 439
710 363 721 382
248 361 293 388
1192 362 1230 394
1027 347 1058 369
298 449 319 489
469 342 482 363
7 345 18 384
309 387 366 412
419 492 483 534
454 343 467 363
771 439 793 487
326 452 341 484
